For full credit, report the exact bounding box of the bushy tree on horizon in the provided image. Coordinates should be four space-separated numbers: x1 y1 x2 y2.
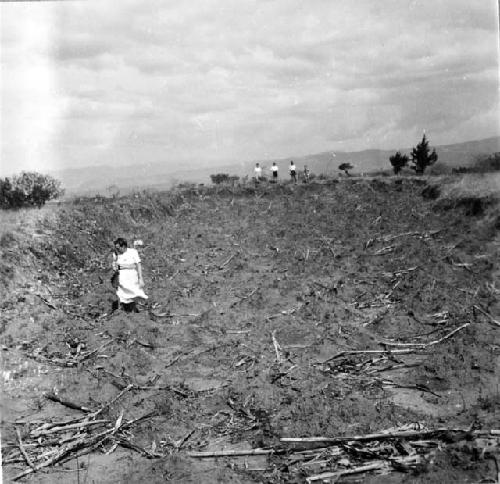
411 134 438 174
338 163 353 176
0 172 64 209
389 151 409 174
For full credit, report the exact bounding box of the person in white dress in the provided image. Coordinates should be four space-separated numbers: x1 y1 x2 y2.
254 163 262 184
112 237 148 312
271 162 278 183
289 161 297 183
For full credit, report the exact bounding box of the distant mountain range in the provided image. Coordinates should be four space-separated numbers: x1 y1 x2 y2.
54 136 499 195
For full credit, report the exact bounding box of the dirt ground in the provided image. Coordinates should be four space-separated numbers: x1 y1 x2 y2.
1 175 499 483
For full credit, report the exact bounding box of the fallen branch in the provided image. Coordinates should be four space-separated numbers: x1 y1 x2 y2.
174 428 196 450
132 339 154 349
281 428 474 445
37 294 57 310
381 380 442 398
44 393 93 413
30 419 109 437
187 448 283 458
151 312 200 318
381 322 469 348
321 348 418 364
112 436 163 458
306 461 387 483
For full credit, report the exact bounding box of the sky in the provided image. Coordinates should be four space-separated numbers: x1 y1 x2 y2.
0 0 499 176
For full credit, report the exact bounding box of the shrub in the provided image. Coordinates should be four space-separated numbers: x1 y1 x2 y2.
210 173 230 185
338 163 353 176
0 172 64 209
410 134 438 174
483 152 500 171
228 175 240 186
0 178 13 207
389 151 409 174
453 153 500 174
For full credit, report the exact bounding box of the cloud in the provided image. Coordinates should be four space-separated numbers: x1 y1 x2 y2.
1 0 498 176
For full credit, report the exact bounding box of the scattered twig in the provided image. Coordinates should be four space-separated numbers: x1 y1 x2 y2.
474 305 500 328
90 383 134 419
131 384 189 398
365 230 441 249
271 365 297 383
380 322 470 348
13 418 125 481
367 362 422 373
272 330 285 364
363 309 388 327
164 350 193 369
168 270 180 280
16 428 35 470
37 294 57 310
131 339 154 349
231 287 258 307
175 428 196 450
219 252 238 269
318 236 336 257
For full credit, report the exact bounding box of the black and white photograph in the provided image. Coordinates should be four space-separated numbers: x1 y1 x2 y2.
1 1 499 482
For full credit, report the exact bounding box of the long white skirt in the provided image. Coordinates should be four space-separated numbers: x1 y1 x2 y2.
116 269 148 303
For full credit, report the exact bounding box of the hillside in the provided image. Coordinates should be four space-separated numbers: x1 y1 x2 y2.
272 136 500 177
52 136 499 195
1 174 499 482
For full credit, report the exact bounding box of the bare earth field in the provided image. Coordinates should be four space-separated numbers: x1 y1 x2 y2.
1 175 499 483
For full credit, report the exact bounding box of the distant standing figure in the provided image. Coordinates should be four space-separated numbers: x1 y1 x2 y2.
254 163 262 184
112 237 148 313
303 165 310 183
289 161 297 183
271 162 278 183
